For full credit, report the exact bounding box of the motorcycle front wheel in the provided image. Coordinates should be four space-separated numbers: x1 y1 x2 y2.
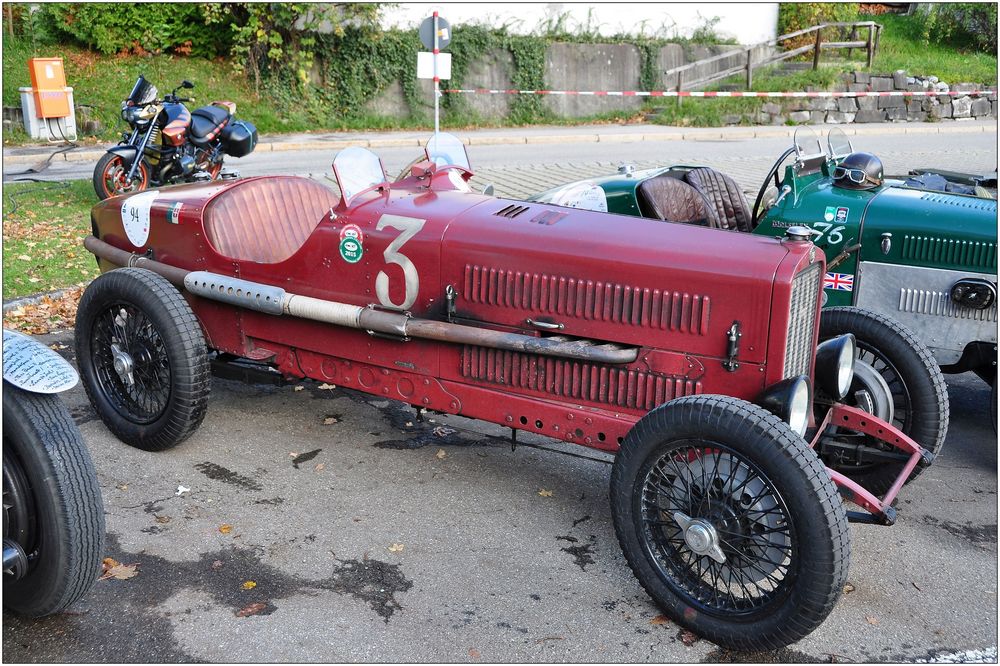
93 153 151 200
2 382 105 616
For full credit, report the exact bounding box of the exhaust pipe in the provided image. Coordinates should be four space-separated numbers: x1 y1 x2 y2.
84 236 638 365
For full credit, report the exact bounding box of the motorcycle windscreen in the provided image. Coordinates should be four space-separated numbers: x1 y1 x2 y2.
332 147 389 207
127 76 158 106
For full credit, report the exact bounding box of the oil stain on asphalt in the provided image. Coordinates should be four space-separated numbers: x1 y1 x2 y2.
2 531 413 663
194 461 264 491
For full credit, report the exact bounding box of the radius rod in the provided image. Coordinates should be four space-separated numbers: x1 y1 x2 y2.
83 236 637 365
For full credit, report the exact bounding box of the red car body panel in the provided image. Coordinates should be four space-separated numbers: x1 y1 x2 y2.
91 173 822 453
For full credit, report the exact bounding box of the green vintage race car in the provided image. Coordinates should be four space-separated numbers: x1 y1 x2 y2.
532 127 997 448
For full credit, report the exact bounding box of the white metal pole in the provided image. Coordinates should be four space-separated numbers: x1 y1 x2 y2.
432 11 440 138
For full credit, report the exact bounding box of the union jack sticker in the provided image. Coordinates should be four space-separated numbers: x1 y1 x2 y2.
824 272 854 292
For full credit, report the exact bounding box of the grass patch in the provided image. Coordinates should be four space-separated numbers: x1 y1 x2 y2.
872 14 997 85
2 180 99 300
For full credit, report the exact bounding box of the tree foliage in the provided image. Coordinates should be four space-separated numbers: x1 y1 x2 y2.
917 3 997 53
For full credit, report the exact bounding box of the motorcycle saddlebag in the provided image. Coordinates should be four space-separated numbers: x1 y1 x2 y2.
220 120 258 158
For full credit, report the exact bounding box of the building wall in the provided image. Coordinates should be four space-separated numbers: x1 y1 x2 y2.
379 3 779 44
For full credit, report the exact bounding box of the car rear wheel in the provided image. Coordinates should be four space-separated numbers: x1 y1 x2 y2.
818 307 949 495
3 383 105 616
75 268 210 451
610 395 850 651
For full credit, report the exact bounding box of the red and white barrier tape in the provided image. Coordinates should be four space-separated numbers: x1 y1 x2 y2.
442 88 997 98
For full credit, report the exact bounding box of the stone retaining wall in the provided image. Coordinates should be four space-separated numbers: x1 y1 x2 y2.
749 70 997 126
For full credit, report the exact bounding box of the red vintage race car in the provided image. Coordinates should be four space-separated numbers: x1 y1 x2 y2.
79 134 934 651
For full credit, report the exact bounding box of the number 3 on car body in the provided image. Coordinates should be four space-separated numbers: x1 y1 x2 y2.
375 214 426 311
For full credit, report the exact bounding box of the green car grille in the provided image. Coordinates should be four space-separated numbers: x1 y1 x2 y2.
784 262 821 379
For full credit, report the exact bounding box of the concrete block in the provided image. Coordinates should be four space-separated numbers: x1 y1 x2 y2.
808 111 826 124
755 111 772 124
928 75 939 84
953 82 978 93
971 98 992 116
770 114 788 126
762 102 782 115
871 77 893 92
837 97 858 112
789 110 811 123
722 114 742 125
878 95 905 109
952 96 972 118
854 72 871 84
545 43 642 117
857 96 878 111
825 111 856 124
462 48 514 120
892 70 908 89
886 106 907 121
849 83 869 93
931 102 952 119
810 97 838 111
992 100 998 116
855 109 887 123
658 43 685 73
364 80 414 120
907 109 928 122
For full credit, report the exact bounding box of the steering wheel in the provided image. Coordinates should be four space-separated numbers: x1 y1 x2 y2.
751 146 795 227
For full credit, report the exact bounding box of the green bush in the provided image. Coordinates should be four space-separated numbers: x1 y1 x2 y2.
917 3 997 53
33 3 229 56
777 3 860 49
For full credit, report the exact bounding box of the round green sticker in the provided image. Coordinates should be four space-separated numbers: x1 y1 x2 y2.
339 237 363 263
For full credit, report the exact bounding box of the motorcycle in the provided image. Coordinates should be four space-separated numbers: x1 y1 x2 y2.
93 75 258 200
3 329 104 616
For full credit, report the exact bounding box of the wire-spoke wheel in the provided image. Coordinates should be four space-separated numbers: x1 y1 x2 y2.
611 395 849 651
819 307 949 495
76 268 210 451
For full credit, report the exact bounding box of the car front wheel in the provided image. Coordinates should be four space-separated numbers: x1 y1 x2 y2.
610 395 850 651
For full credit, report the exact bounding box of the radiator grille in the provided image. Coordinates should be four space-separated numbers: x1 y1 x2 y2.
901 235 997 271
460 346 701 411
784 262 821 378
463 265 711 334
898 288 998 322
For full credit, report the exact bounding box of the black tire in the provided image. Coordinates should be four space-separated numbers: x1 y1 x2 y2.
75 268 211 451
3 383 105 616
819 307 949 495
610 395 850 651
93 152 150 200
991 375 997 436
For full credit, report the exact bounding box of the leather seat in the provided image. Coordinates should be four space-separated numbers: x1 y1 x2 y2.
190 105 231 144
204 176 340 264
684 167 754 232
636 174 720 228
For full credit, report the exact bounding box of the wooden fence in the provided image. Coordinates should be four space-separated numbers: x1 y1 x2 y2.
665 21 884 97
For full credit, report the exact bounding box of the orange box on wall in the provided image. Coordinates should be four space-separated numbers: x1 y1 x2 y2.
28 57 71 118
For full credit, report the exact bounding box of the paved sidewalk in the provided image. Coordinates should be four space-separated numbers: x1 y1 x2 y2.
3 119 996 166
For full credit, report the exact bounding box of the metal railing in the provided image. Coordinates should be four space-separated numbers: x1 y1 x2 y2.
664 21 884 96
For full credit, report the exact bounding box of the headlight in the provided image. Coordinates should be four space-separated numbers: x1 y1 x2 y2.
815 334 856 400
757 376 811 437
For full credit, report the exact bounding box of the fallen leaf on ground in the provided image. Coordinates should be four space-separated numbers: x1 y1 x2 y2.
100 561 139 581
102 557 120 572
843 582 855 594
116 484 128 491
679 629 700 646
912 581 922 592
219 524 233 534
322 416 339 425
293 385 304 392
865 615 879 626
211 560 224 570
436 449 447 460
235 602 268 617
314 463 325 472
405 421 413 427
433 426 455 437
154 515 171 524
468 648 480 659
649 615 670 625
17 254 31 261
242 580 257 590
388 543 405 553
176 485 190 496
2 287 83 335
317 383 336 390
538 489 553 497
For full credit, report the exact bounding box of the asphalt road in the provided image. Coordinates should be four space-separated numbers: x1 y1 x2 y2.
4 130 998 200
2 335 997 663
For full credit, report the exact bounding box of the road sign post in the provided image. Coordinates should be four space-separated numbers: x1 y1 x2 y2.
418 13 451 140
